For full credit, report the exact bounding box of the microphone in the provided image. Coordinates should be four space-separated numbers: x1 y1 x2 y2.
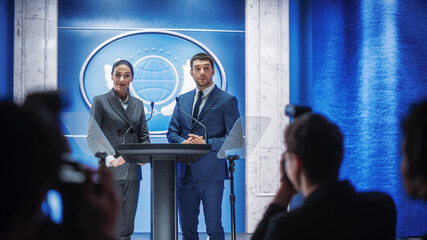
123 101 154 144
175 97 209 144
146 101 155 121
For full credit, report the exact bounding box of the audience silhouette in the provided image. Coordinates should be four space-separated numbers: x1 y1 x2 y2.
251 113 396 240
0 92 119 240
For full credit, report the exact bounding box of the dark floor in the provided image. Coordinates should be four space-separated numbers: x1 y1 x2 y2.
131 233 426 240
132 232 252 240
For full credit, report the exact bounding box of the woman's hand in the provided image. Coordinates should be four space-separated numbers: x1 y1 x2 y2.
110 156 126 167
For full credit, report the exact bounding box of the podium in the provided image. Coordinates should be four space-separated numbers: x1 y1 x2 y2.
61 112 211 240
116 143 211 240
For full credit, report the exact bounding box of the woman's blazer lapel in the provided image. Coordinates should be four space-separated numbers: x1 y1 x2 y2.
106 89 132 126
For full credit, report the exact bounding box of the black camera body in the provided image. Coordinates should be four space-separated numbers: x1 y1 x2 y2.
285 104 312 119
57 159 87 222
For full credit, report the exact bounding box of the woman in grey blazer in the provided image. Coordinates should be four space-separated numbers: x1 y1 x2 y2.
89 60 150 240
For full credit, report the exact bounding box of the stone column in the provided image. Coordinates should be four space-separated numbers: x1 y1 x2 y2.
245 0 289 232
14 0 58 104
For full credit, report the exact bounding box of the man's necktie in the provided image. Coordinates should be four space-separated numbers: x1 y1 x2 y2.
192 91 203 124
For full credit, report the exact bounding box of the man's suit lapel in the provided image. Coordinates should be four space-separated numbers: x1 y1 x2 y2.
197 85 221 121
106 89 132 126
183 90 196 129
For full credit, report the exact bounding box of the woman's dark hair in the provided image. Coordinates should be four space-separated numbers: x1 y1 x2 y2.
111 59 134 76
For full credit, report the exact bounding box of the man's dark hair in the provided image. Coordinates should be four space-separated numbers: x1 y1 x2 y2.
285 113 344 184
401 99 427 179
111 59 134 76
190 53 214 70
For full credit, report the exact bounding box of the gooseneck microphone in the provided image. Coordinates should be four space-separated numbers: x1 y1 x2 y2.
123 101 154 144
175 97 209 144
145 101 155 122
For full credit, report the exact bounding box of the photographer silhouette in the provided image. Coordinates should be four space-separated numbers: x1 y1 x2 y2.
0 92 119 240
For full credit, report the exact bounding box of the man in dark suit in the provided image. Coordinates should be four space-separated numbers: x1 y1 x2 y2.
251 113 396 240
167 53 240 240
88 60 150 240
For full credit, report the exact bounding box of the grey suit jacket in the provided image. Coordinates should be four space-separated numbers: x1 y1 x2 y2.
89 88 150 180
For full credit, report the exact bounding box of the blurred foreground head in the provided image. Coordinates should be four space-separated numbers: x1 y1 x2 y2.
285 113 344 185
401 99 427 200
0 92 68 237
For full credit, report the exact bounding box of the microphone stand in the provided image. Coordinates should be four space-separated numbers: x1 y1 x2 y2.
175 97 209 144
94 151 107 182
226 154 239 240
123 102 154 144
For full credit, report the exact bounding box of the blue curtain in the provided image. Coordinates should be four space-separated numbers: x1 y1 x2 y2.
291 0 427 237
0 0 14 100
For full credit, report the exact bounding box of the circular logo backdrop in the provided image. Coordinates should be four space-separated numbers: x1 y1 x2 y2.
80 30 226 134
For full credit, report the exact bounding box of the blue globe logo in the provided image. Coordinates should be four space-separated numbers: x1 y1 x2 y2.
80 30 227 134
130 55 179 104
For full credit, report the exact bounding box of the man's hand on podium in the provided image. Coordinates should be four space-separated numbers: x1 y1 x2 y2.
182 134 205 144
